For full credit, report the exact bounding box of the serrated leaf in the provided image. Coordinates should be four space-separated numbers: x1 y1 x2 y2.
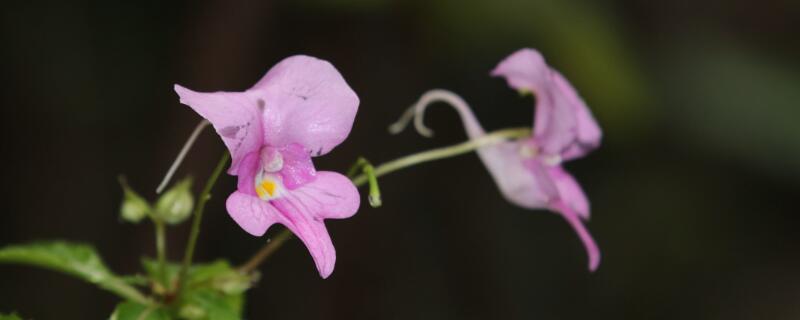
141 259 252 295
0 241 151 304
179 289 242 320
109 302 169 320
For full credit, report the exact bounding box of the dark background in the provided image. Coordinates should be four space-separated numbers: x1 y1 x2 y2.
2 0 800 319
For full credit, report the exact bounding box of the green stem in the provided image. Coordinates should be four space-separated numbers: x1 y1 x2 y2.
154 219 167 287
238 127 530 274
174 152 230 298
100 277 154 306
350 127 530 186
347 157 382 207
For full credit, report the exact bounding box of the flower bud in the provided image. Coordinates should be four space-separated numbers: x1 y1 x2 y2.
118 176 151 223
155 177 194 224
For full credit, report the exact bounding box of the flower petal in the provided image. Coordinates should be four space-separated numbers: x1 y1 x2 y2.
277 143 317 190
548 165 590 219
251 55 359 157
551 71 602 160
418 91 554 209
553 201 601 272
270 171 360 278
174 85 264 174
234 152 260 196
226 191 279 236
491 48 601 159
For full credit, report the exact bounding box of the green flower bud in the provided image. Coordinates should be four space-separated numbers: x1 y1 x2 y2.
118 176 151 224
155 177 194 224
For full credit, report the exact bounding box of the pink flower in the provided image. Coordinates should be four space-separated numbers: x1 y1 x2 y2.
174 55 360 278
418 49 602 271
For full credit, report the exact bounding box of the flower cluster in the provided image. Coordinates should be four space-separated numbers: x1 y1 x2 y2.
175 49 603 277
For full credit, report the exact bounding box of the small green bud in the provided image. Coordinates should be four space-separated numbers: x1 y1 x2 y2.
155 177 194 224
118 176 151 223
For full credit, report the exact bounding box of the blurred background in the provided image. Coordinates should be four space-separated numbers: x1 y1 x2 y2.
2 0 799 319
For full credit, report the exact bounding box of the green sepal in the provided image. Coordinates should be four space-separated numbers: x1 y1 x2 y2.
154 177 195 225
118 176 152 223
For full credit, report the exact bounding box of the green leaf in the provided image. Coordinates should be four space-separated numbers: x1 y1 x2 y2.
0 313 22 320
179 289 243 320
0 241 151 305
109 302 169 320
141 259 252 296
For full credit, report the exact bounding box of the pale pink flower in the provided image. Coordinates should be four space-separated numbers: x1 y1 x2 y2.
417 48 602 271
175 55 360 278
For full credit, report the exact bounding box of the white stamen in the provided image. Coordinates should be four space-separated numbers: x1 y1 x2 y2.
261 149 284 173
519 144 538 158
542 154 562 166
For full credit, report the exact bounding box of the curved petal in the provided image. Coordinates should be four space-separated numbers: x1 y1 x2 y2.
491 48 601 159
234 152 260 196
552 71 602 160
250 55 359 157
276 143 317 190
553 201 601 272
548 165 590 219
270 171 360 278
174 85 264 174
226 191 279 236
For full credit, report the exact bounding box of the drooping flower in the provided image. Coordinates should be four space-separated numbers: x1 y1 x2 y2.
414 48 602 271
174 55 360 278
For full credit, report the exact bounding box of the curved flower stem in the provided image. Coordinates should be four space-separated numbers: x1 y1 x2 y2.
350 127 530 186
156 120 210 194
237 127 531 274
174 152 230 298
347 157 382 207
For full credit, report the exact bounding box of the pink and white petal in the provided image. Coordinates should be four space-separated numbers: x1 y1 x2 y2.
277 143 317 190
250 55 359 157
270 198 338 278
491 48 583 157
424 93 552 210
266 171 359 278
235 152 260 196
280 171 360 220
553 201 601 272
226 191 279 237
476 141 553 210
552 71 602 160
548 165 590 219
490 48 551 91
174 85 264 174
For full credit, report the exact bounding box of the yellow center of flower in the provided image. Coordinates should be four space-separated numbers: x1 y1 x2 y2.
254 173 285 201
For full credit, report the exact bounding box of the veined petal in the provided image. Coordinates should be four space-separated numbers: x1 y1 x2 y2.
251 55 359 157
226 191 279 237
174 85 264 174
277 143 317 190
491 48 601 159
270 171 360 278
